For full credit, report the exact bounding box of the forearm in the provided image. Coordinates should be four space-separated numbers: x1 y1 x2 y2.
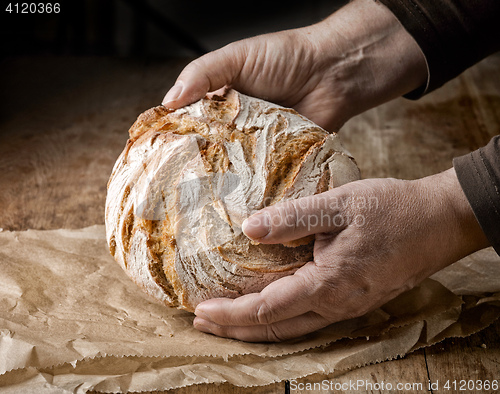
416 168 490 273
301 0 427 125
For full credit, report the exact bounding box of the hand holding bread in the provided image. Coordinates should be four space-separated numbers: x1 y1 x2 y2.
162 0 427 132
193 170 489 341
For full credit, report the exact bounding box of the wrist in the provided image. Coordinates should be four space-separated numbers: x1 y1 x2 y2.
303 0 427 123
418 168 490 265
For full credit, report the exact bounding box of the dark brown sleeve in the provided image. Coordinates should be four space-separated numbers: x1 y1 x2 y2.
377 0 500 98
453 136 500 254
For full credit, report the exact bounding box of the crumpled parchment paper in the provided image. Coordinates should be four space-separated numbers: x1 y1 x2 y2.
0 226 498 392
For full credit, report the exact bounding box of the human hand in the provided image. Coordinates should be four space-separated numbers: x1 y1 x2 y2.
162 0 427 131
192 168 489 342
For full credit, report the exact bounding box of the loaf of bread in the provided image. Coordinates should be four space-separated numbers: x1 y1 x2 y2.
105 89 360 311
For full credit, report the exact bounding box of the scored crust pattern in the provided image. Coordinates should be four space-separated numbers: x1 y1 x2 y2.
105 89 360 311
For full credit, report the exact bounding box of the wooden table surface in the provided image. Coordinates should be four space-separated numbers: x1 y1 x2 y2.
1 54 499 393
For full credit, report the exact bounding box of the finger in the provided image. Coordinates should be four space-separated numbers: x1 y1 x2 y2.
194 262 320 327
193 310 330 342
162 44 245 109
242 191 346 244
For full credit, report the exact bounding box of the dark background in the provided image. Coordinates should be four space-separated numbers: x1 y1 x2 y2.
0 0 348 227
2 0 346 58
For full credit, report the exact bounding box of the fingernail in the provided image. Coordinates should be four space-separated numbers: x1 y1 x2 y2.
193 318 214 334
242 212 270 240
162 81 183 106
194 306 211 321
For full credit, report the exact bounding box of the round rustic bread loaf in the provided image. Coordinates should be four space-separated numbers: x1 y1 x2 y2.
105 89 360 311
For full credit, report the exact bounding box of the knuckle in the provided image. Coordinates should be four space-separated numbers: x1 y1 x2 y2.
264 324 285 342
180 59 203 79
206 323 227 338
256 300 276 326
270 200 300 235
288 199 303 234
188 54 210 70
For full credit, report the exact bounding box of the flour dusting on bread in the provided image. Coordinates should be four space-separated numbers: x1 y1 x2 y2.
105 89 360 311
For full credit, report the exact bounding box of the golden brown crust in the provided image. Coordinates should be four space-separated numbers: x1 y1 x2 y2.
105 89 360 311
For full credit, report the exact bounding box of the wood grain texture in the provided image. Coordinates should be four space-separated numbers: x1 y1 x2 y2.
1 54 499 393
425 319 500 393
0 57 186 231
293 351 430 394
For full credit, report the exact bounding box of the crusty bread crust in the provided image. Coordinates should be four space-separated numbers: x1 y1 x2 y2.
105 89 360 311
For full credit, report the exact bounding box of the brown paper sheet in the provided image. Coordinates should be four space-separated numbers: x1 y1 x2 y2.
0 226 499 392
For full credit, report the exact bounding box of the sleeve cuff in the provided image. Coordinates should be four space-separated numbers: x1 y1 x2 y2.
453 136 500 255
377 0 500 100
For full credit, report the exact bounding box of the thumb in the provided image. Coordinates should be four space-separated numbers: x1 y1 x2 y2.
162 44 245 109
242 191 346 244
